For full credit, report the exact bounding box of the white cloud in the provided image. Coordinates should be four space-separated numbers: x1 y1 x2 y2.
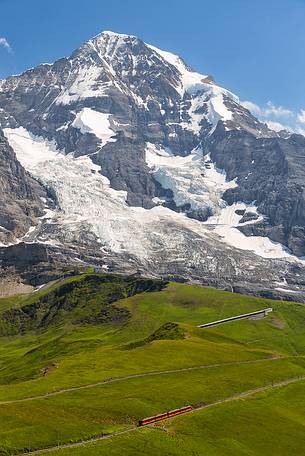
297 109 305 125
0 37 12 53
242 99 305 136
241 100 293 120
264 101 293 118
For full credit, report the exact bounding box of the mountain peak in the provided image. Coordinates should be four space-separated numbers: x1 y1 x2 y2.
90 30 139 45
100 30 137 39
1 29 305 302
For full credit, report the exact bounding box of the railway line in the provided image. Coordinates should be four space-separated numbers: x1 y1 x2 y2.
0 355 291 405
17 374 305 456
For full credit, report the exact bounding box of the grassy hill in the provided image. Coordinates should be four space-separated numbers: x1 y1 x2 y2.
0 273 304 455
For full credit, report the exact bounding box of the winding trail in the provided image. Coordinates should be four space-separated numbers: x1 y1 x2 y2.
17 374 305 455
0 355 296 405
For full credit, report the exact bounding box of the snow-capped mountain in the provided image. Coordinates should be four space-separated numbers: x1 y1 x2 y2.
1 31 305 300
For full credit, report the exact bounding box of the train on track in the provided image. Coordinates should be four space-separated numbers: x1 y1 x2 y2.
138 405 193 426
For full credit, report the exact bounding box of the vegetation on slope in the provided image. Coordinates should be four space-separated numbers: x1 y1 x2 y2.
0 273 304 455
0 274 165 336
123 322 185 349
49 380 305 456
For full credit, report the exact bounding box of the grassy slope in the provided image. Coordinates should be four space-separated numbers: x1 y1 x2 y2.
51 380 305 456
0 274 304 454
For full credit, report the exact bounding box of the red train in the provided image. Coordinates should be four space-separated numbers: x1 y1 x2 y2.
138 405 193 426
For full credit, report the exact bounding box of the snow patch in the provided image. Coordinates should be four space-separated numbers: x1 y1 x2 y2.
72 108 117 147
275 287 299 294
55 65 110 105
205 202 301 261
145 143 237 213
4 127 59 166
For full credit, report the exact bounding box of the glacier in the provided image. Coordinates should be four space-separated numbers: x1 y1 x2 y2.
3 126 304 265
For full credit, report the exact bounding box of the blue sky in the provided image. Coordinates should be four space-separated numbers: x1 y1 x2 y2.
1 0 305 133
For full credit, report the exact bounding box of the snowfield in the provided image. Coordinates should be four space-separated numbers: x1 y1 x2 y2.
205 203 296 260
145 143 237 213
4 126 304 265
72 108 117 147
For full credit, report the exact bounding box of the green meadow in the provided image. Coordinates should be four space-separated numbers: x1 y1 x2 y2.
0 273 304 455
49 380 305 456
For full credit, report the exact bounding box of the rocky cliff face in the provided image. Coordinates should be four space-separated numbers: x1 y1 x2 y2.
207 125 305 256
0 128 47 245
1 30 305 300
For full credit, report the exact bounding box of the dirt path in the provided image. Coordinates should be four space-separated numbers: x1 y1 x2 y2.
0 355 293 405
17 374 305 455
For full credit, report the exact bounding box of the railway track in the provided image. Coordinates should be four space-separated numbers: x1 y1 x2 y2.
17 374 305 455
0 355 292 405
